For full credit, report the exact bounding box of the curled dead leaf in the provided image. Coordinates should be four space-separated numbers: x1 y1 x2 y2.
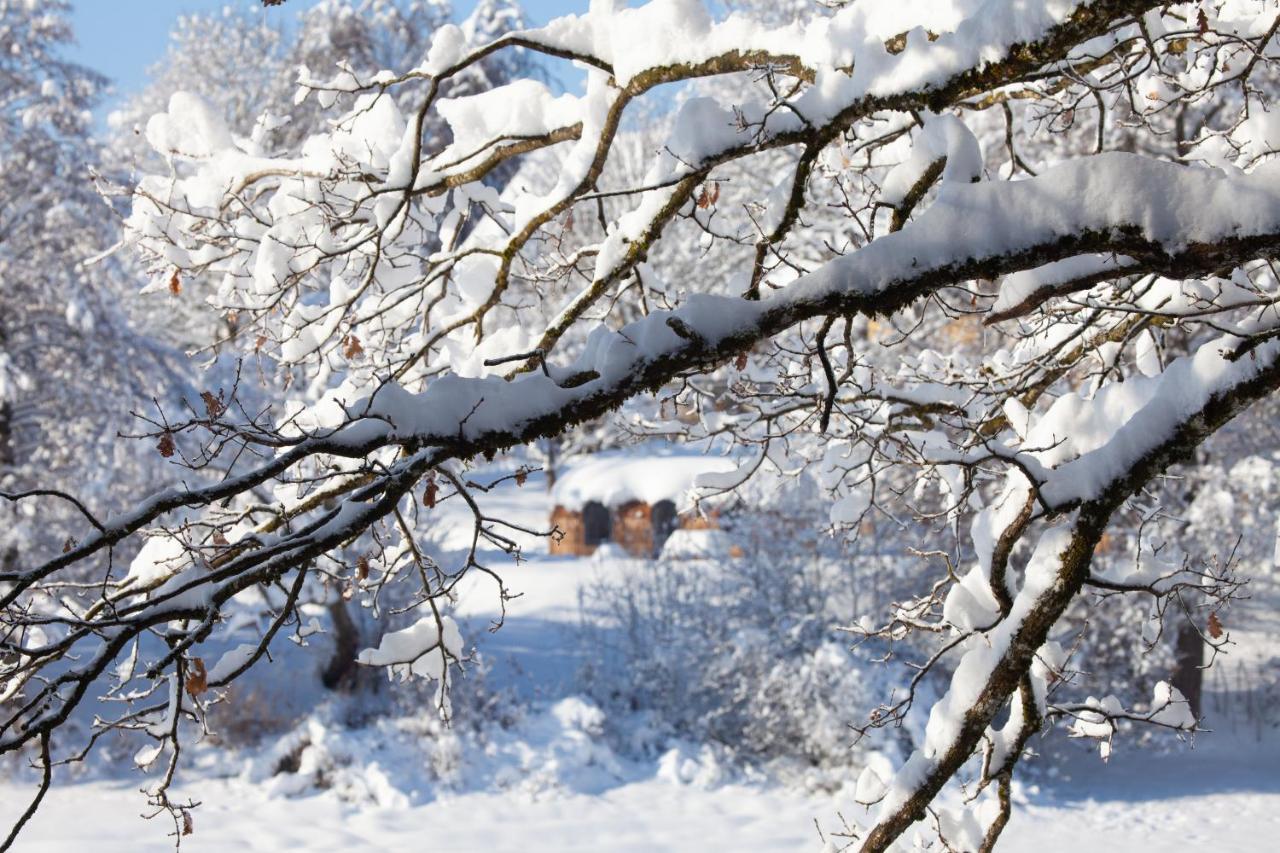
184 658 207 698
200 390 224 420
696 181 721 210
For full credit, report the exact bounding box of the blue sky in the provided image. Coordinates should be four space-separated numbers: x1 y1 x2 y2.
66 0 580 111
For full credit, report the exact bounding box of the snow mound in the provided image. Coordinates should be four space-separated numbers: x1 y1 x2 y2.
240 696 626 806
660 528 735 560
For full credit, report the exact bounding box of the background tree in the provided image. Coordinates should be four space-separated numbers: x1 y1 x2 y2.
0 0 184 567
99 0 535 697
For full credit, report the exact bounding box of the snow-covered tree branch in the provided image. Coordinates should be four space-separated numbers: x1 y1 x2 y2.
6 0 1280 848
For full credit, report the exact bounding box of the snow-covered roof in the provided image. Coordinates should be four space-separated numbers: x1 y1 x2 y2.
660 528 735 560
551 451 737 512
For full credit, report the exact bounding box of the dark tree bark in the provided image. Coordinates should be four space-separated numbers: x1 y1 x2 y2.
320 598 363 692
0 319 11 471
0 400 12 470
1170 616 1205 719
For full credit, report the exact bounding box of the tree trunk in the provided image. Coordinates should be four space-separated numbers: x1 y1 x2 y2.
1170 616 1204 719
320 598 364 692
542 437 559 490
0 400 13 469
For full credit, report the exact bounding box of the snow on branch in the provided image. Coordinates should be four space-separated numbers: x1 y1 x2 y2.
8 0 1280 850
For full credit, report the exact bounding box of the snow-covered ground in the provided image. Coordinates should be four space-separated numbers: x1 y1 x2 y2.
9 728 1277 851
3 474 1277 851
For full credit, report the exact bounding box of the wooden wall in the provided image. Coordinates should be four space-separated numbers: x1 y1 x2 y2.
549 503 720 558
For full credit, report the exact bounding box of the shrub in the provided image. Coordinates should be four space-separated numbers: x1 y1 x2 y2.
576 517 908 781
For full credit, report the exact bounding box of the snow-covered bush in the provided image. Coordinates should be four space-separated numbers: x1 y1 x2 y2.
578 510 905 781
240 686 619 806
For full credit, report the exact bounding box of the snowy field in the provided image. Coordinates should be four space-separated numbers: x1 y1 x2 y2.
6 684 1278 851
9 747 1279 853
3 475 1277 852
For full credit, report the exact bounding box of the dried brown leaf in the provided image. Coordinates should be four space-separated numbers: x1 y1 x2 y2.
185 658 208 698
200 390 224 420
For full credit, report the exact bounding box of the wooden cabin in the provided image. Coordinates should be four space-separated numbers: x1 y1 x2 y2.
548 453 736 558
